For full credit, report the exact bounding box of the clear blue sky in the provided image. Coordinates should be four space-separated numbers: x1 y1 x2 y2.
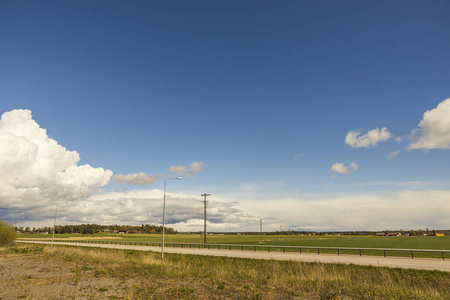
1 1 449 231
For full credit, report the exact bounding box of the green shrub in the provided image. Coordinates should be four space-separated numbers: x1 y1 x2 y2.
0 220 18 246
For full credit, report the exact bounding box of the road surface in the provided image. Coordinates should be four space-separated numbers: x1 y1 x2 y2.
17 240 450 272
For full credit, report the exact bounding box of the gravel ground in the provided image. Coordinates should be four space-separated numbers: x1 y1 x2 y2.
0 254 135 299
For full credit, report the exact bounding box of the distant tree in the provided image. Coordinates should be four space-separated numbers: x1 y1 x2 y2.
409 230 416 236
24 226 30 233
0 220 18 246
417 229 424 236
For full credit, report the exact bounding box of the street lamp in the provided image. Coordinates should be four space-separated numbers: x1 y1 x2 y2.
51 202 70 248
161 177 182 259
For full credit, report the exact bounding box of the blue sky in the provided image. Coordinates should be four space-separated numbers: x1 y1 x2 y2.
1 1 449 231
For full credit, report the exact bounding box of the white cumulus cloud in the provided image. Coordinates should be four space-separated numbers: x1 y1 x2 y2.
331 162 358 177
168 165 187 174
0 109 113 212
169 161 204 176
345 127 392 148
409 98 450 150
114 162 204 186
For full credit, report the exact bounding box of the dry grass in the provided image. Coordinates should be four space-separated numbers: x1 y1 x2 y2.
4 243 450 299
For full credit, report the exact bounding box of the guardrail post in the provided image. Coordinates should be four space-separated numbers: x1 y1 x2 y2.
241 246 243 251
300 248 302 254
359 250 361 256
219 245 221 250
442 252 445 260
337 249 339 255
318 248 320 255
254 246 256 252
229 246 231 250
411 251 414 259
190 244 192 249
268 247 270 253
283 247 285 253
384 250 386 258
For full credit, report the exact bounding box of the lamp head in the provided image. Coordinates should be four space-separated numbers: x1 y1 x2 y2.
176 177 183 180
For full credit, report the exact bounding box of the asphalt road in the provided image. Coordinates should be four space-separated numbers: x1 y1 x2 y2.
17 240 450 272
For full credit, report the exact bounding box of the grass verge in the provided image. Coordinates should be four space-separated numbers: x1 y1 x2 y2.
2 243 450 299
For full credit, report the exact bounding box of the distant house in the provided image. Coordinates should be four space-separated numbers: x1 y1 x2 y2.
436 233 445 237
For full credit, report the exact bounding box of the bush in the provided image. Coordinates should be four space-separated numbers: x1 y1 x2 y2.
0 220 18 246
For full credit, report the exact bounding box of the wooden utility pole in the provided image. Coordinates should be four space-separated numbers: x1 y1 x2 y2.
201 193 211 244
260 218 262 240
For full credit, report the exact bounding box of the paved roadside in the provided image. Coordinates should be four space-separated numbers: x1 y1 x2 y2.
17 240 450 272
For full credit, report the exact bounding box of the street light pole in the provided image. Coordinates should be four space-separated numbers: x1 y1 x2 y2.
161 177 182 259
201 193 210 244
51 202 70 248
260 218 262 241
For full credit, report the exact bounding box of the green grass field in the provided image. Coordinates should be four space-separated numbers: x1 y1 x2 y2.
18 233 450 258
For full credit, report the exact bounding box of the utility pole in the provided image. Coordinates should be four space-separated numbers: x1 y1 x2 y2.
260 218 262 240
201 193 211 244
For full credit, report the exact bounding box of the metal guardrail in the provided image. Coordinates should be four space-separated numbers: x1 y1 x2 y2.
17 239 450 260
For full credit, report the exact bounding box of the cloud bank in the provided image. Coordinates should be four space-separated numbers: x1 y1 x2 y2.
113 172 162 186
0 109 112 214
56 189 252 231
345 127 392 148
239 190 450 231
409 98 450 150
11 187 450 232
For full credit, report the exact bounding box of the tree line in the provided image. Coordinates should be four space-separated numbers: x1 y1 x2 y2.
15 224 177 235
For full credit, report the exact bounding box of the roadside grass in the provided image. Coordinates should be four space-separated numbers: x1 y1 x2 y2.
3 243 450 299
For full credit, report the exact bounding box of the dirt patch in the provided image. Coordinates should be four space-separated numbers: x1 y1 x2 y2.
0 254 133 299
0 252 267 300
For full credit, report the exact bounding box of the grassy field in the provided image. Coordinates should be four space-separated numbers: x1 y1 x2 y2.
2 243 450 299
18 233 450 248
19 233 450 258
